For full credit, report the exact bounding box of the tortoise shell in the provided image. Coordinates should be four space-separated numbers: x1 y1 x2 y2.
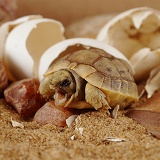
44 48 138 108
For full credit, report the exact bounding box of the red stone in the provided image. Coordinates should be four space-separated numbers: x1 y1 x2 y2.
4 78 45 117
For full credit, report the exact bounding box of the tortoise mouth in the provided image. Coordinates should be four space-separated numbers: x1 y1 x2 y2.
54 90 68 107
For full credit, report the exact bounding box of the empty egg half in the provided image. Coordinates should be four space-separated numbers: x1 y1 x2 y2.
0 15 65 81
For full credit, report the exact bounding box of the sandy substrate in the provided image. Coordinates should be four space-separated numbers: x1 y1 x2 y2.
0 98 160 160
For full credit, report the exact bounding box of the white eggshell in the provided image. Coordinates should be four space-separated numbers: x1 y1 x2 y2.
0 15 42 59
3 17 65 80
130 48 160 81
97 7 151 41
145 65 160 98
38 38 133 81
97 7 160 59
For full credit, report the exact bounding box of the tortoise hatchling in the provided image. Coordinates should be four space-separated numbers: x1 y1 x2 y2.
39 49 139 111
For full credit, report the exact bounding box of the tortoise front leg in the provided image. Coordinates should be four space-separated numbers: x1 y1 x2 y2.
85 83 111 111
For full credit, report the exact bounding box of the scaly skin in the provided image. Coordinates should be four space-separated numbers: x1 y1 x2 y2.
39 69 87 108
39 49 139 110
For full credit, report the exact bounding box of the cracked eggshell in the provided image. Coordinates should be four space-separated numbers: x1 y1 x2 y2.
0 15 42 59
145 65 160 98
0 15 65 80
97 7 160 59
130 48 160 81
38 38 133 81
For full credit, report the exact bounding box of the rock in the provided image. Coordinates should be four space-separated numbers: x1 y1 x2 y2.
34 101 76 127
4 78 45 117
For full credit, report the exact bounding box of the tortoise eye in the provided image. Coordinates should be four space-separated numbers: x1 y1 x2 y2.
60 79 71 87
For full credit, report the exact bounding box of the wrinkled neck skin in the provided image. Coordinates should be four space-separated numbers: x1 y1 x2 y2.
67 69 86 102
39 69 86 107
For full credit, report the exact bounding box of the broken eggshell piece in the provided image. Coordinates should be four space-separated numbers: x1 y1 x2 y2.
0 15 42 59
38 38 133 81
97 7 160 81
130 48 160 81
97 7 160 58
0 15 65 80
145 65 160 98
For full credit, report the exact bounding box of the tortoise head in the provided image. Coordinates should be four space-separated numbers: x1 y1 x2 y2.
39 69 85 107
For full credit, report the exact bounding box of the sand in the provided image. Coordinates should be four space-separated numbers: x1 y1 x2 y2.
0 98 160 160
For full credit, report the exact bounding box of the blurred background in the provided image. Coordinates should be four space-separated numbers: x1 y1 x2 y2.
16 0 160 26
